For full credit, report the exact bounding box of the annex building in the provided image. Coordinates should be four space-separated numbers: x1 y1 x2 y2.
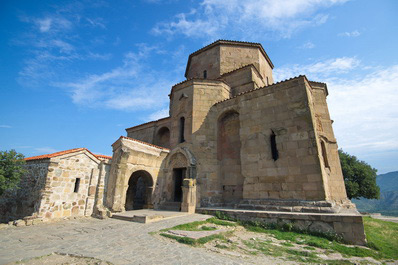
0 40 366 245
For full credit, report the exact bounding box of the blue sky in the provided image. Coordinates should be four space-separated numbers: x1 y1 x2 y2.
0 0 397 173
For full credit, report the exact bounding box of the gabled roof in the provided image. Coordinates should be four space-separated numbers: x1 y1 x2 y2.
95 154 113 160
25 148 111 161
113 136 170 151
214 75 309 106
125 117 170 131
185 40 274 78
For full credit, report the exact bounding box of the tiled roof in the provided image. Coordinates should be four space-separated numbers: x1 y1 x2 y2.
125 117 170 131
185 40 274 78
25 148 112 162
115 136 170 151
96 154 112 160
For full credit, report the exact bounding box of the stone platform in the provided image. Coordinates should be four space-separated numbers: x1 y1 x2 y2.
197 207 366 245
111 209 188 223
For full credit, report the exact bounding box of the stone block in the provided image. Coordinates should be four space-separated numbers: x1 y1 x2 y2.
14 219 26 227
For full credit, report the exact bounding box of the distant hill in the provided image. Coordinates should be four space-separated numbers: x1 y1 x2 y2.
353 171 398 217
376 171 398 192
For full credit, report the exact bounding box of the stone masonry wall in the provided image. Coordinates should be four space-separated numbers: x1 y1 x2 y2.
126 118 171 147
38 152 101 219
220 45 273 84
186 45 221 79
309 82 348 202
238 77 325 201
106 138 169 212
192 77 327 204
169 81 195 147
219 65 266 97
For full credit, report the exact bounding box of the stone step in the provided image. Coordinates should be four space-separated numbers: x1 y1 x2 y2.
235 204 335 213
158 202 181 211
238 199 334 208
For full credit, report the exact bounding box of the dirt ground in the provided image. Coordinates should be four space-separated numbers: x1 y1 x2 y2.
7 253 112 265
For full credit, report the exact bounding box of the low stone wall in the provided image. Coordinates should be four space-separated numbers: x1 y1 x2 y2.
197 207 366 246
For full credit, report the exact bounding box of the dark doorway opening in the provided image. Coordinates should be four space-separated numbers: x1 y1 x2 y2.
125 170 153 210
173 168 186 202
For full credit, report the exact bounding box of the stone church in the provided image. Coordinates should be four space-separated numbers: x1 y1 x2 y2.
0 40 366 244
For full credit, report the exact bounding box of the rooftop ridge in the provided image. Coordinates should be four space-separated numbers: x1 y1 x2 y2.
171 78 228 91
95 154 112 160
25 148 109 162
188 40 262 58
217 63 263 80
185 40 274 78
309 80 327 85
117 136 170 151
125 116 170 131
214 75 307 106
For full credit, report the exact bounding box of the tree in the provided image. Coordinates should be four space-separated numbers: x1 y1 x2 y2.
0 150 26 196
339 149 380 200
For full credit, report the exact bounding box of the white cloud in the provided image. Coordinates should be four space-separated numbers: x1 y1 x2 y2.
148 108 169 120
339 30 360 37
87 52 112 60
0 125 12 128
274 58 398 164
17 9 110 87
299 41 315 49
152 0 349 39
328 65 398 153
33 16 72 33
35 147 58 154
58 44 178 112
51 40 75 54
86 18 106 29
273 57 360 81
37 18 52 32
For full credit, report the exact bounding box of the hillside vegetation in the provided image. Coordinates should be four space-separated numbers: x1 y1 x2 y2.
354 171 398 216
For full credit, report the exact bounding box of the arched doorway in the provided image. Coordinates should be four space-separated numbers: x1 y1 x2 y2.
125 170 153 210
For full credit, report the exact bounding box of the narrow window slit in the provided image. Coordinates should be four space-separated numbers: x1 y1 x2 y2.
270 130 279 161
74 178 80 193
203 70 207 79
179 117 185 143
321 141 329 168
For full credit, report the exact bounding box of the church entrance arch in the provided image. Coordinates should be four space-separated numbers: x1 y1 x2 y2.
125 170 153 210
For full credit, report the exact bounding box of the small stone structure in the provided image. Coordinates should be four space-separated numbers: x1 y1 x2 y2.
0 148 111 223
1 40 366 245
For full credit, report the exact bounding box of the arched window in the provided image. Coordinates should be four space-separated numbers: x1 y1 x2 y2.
217 111 243 202
270 130 278 161
321 141 329 168
203 70 207 79
179 117 185 143
155 127 170 148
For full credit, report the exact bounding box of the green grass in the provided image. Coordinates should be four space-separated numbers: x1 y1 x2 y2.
156 214 398 262
212 211 398 261
160 217 235 232
157 217 236 246
200 225 217 231
160 232 227 246
207 217 237 227
363 216 398 260
160 220 208 232
243 223 386 260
